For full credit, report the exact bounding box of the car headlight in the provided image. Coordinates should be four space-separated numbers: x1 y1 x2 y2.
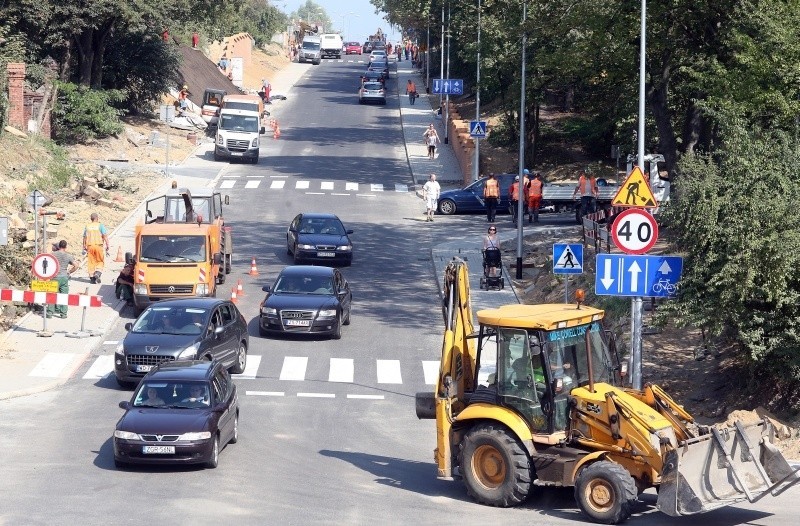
216 134 224 145
115 343 125 355
178 342 200 359
298 244 315 250
134 284 147 295
196 283 209 295
178 431 212 441
337 245 352 251
261 307 277 315
114 430 141 440
318 309 337 318
251 138 259 147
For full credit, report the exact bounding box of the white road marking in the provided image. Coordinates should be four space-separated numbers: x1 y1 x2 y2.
331 193 351 196
345 182 359 191
244 180 261 189
246 391 285 397
376 359 402 384
347 394 385 400
232 354 261 380
305 192 324 195
370 184 384 192
296 181 310 189
328 358 354 383
246 175 264 178
29 353 76 377
279 356 308 381
220 180 236 189
356 194 376 198
321 181 334 190
297 392 335 398
394 184 409 192
82 355 114 379
270 180 286 189
423 361 440 385
103 340 118 345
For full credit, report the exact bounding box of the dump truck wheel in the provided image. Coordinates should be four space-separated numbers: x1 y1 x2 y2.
460 423 531 507
575 461 637 524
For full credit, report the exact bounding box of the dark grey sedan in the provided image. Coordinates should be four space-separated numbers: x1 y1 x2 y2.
114 298 249 388
286 212 353 266
259 265 352 339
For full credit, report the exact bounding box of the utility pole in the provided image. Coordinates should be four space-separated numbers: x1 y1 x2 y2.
444 1 451 145
472 0 482 183
516 1 527 280
439 4 445 109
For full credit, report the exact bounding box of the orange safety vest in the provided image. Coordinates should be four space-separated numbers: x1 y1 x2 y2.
578 175 597 196
484 178 499 198
528 178 543 197
84 223 103 245
510 182 520 201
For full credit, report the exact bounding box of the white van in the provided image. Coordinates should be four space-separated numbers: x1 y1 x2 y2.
320 33 343 59
214 108 265 164
299 35 321 65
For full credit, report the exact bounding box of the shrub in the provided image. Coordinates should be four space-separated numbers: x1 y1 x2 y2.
51 83 125 144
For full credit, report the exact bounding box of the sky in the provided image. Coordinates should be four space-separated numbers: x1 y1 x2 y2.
279 1 398 44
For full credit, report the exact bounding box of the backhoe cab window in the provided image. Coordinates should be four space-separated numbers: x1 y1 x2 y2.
497 328 547 432
544 322 612 387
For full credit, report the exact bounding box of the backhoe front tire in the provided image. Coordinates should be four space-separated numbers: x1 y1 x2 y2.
460 423 532 507
574 461 637 524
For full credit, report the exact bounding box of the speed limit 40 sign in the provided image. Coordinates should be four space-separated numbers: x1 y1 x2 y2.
611 209 658 254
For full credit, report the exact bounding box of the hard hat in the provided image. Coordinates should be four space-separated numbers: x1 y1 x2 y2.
182 85 188 90
515 175 519 181
523 169 530 175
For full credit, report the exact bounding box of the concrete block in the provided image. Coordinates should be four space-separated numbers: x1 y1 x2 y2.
96 198 115 208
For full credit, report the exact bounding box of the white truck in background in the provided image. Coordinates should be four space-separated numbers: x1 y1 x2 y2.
320 33 343 59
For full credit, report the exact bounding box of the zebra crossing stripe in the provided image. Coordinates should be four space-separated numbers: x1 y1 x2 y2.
83 355 114 379
347 394 385 400
422 361 439 385
394 184 409 192
296 181 310 189
345 182 358 191
232 355 261 380
244 180 261 189
297 392 335 398
270 180 285 189
328 358 354 383
376 359 402 384
280 356 308 381
321 181 334 190
30 353 76 378
220 180 236 189
370 184 384 192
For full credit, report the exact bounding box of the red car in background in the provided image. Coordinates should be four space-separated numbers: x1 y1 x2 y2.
345 42 362 55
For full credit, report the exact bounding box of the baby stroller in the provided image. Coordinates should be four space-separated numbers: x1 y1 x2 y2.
480 248 505 290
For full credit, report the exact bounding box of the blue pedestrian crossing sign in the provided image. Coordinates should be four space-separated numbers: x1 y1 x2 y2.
470 121 487 138
553 244 583 274
432 79 464 95
595 254 683 297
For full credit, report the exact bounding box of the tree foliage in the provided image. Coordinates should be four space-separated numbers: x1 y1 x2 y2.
51 82 125 143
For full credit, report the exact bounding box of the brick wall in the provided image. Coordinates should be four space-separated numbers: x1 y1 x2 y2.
444 102 476 185
7 63 25 130
222 33 254 65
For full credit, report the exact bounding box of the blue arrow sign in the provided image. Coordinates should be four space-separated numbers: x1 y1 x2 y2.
469 120 487 138
595 254 683 297
432 79 464 95
553 244 583 275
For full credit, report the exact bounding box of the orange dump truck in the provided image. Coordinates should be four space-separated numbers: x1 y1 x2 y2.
126 187 233 311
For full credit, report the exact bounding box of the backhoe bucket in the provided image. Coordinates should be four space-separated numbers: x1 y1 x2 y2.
657 419 800 516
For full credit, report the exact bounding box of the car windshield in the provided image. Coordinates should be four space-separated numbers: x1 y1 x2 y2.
273 275 334 295
302 41 320 50
139 235 206 262
298 218 345 236
543 321 614 386
132 381 211 408
219 114 259 132
132 306 209 335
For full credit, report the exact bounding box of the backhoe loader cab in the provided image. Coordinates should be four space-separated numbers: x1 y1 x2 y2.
417 258 800 524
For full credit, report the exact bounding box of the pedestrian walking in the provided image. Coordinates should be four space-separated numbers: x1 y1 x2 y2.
192 32 199 49
406 79 417 105
509 175 521 226
83 212 110 284
483 173 500 222
423 124 440 159
423 173 441 222
527 171 544 223
47 240 79 318
572 169 598 217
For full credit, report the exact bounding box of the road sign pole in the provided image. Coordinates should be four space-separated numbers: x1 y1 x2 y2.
564 276 568 304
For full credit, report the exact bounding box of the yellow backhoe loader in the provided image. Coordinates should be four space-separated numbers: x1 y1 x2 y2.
415 258 799 523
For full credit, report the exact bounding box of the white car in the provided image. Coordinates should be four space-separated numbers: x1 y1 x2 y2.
369 50 387 62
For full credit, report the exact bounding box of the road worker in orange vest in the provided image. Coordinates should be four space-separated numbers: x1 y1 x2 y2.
483 173 500 223
572 169 598 217
527 171 544 223
83 212 110 284
509 175 521 226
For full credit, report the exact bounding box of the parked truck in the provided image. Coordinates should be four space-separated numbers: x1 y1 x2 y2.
126 187 233 312
415 258 799 523
320 33 343 59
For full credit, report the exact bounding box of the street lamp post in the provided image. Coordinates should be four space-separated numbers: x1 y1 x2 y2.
439 3 445 109
472 0 482 183
516 1 527 280
444 1 451 145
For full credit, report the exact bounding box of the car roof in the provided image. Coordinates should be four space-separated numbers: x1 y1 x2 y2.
147 360 217 381
299 212 342 220
145 297 226 309
278 265 336 277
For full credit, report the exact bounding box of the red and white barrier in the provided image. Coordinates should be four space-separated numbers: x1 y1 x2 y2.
0 288 102 307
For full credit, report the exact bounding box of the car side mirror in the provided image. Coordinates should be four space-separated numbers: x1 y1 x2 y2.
260 126 266 135
125 252 135 265
346 229 354 234
214 326 224 335
119 401 130 410
262 285 271 292
124 322 133 331
213 253 223 265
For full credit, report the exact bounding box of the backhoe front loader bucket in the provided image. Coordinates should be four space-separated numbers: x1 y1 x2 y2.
657 419 800 516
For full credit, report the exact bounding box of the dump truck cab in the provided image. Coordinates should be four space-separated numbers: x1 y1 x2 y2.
126 188 233 311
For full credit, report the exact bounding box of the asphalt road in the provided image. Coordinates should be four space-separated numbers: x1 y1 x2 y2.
1 59 799 525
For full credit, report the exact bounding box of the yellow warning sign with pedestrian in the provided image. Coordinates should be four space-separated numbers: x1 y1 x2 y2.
612 166 657 208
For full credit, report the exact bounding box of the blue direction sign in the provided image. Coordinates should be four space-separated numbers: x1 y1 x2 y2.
595 254 683 297
432 78 464 95
469 120 487 138
553 244 583 275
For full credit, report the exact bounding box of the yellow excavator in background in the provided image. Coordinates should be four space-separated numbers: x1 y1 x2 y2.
415 258 799 523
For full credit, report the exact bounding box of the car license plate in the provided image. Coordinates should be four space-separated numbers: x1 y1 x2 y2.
142 445 175 454
231 152 244 156
286 319 311 326
317 252 335 257
136 365 154 373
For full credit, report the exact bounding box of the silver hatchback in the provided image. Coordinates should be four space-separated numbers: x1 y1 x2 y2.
359 82 386 105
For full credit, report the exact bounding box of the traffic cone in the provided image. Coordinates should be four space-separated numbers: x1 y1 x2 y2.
230 287 238 303
114 246 124 262
249 257 259 276
236 279 246 296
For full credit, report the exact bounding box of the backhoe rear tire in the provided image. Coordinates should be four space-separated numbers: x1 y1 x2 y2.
460 423 532 507
574 460 637 524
